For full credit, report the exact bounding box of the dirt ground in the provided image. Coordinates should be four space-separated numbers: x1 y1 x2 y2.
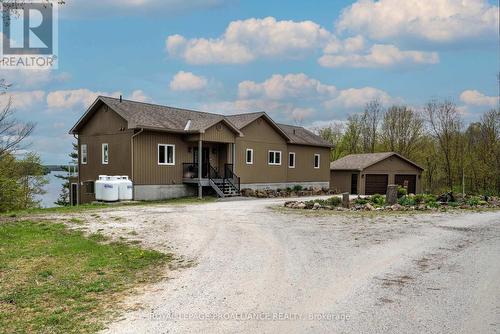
46 197 500 334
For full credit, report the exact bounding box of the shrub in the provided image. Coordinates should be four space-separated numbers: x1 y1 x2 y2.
286 187 292 192
398 196 416 206
448 202 460 207
355 197 369 205
397 186 407 198
292 185 303 192
414 194 425 204
327 196 342 207
370 194 385 206
467 196 480 206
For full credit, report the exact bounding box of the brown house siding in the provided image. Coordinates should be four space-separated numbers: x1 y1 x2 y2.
201 122 236 143
286 145 330 183
330 170 355 194
132 131 190 185
235 118 288 184
78 106 132 203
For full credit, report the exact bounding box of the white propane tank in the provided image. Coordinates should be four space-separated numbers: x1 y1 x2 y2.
101 176 119 202
118 176 133 201
95 175 109 201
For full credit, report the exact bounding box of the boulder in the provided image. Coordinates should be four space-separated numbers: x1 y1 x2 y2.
313 202 321 210
391 204 403 211
365 203 375 211
297 202 306 209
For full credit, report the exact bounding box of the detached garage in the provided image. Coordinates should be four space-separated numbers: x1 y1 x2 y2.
330 152 424 195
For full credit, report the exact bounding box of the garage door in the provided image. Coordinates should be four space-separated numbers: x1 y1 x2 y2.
395 174 416 194
365 174 388 195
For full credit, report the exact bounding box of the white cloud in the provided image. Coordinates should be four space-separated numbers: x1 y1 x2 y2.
319 44 439 68
46 89 121 109
166 17 331 64
324 87 399 109
460 90 498 107
169 71 208 91
336 0 498 44
238 73 337 100
129 90 151 102
0 90 46 109
0 69 71 88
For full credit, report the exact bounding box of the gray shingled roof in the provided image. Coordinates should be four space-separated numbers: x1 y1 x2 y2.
70 96 332 148
277 123 332 148
330 152 424 171
226 112 266 129
100 96 233 133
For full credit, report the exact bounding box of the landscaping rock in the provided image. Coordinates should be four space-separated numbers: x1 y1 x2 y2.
297 202 306 209
365 203 375 211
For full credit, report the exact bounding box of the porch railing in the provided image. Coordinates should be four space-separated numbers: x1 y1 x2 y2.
224 163 240 192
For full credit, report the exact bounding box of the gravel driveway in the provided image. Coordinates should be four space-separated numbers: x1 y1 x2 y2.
55 197 500 333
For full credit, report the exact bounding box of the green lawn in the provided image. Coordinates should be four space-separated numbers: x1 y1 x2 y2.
0 221 171 333
1 196 216 218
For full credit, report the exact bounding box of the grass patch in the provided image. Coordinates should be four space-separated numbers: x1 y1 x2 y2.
0 221 171 333
1 196 217 218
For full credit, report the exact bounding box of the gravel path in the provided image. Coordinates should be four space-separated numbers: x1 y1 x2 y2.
51 198 500 333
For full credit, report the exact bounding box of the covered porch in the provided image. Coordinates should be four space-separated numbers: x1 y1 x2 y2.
182 138 240 198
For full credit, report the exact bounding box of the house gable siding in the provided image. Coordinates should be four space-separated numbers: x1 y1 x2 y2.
235 117 288 184
78 105 132 203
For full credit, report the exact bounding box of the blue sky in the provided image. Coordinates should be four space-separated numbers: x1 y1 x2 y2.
1 0 498 164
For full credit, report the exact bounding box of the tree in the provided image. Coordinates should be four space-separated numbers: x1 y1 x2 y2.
380 105 424 159
316 122 345 161
342 114 363 154
0 152 47 212
55 142 78 206
424 99 462 191
361 100 383 153
0 81 35 158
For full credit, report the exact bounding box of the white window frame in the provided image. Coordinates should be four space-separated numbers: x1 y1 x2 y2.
158 144 175 166
102 143 109 165
245 148 254 165
268 150 282 166
288 152 295 168
314 153 320 169
81 144 87 165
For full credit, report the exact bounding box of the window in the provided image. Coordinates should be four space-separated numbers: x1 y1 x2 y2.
158 144 175 165
288 152 295 168
81 144 87 165
102 143 109 164
314 154 320 169
84 181 95 194
268 150 282 165
246 148 253 164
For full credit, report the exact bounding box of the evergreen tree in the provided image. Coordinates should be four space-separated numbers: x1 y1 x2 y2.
55 142 78 206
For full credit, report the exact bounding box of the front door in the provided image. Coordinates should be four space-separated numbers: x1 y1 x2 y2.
193 147 210 178
351 174 358 195
70 183 78 206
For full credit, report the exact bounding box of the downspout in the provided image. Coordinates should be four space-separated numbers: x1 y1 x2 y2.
131 128 144 200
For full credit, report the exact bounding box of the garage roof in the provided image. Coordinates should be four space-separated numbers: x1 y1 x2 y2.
330 152 424 171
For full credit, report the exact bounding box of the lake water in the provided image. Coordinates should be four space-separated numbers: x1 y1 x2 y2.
38 171 67 208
